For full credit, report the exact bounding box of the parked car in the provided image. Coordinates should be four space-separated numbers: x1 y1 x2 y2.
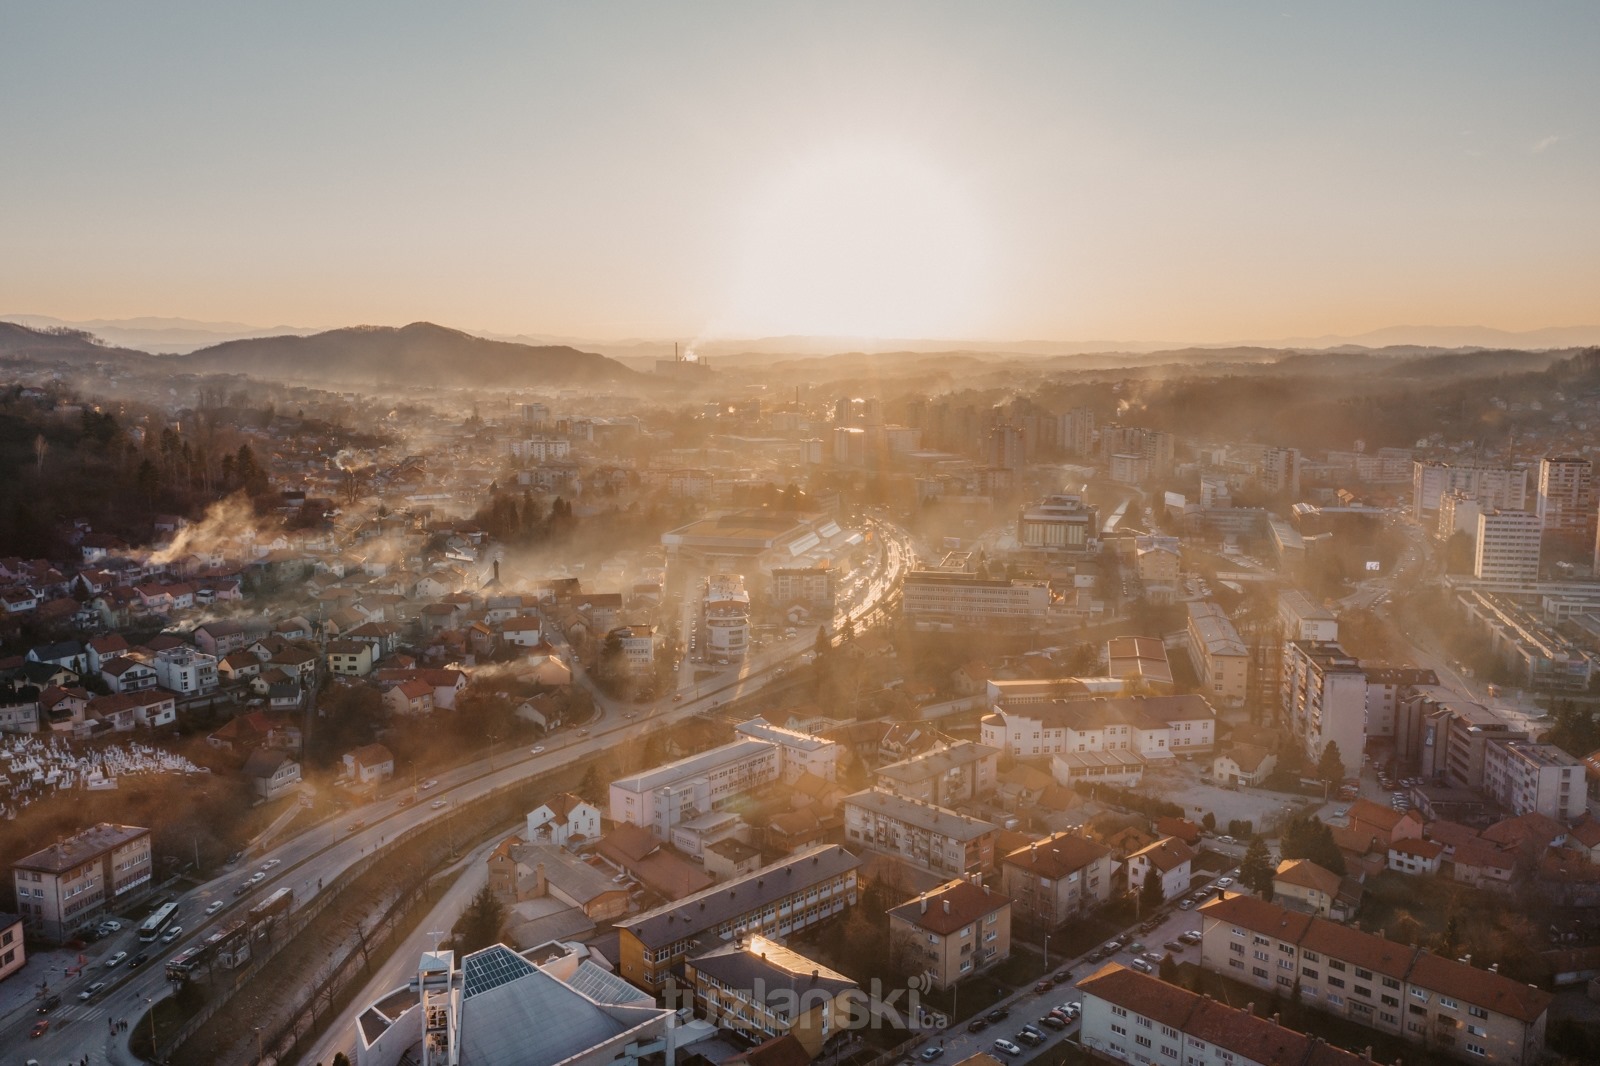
1040 1014 1067 1030
992 1040 1023 1057
1033 979 1053 994
1143 951 1165 964
966 1017 989 1034
1164 940 1186 952
920 1047 944 1061
1178 899 1193 910
987 1006 1010 1023
1016 1030 1045 1047
1051 968 1072 984
1130 958 1154 973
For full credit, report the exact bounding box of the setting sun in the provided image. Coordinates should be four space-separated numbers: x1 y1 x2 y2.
718 145 992 340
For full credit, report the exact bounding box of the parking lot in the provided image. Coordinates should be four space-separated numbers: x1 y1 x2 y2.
1137 759 1317 835
905 866 1238 1065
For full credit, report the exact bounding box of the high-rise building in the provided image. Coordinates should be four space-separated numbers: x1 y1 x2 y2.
1537 456 1593 537
1259 446 1301 496
1412 460 1527 519
988 423 1025 470
1474 509 1541 581
1281 641 1366 777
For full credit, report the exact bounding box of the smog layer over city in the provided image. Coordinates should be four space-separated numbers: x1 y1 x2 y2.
2 5 1600 1066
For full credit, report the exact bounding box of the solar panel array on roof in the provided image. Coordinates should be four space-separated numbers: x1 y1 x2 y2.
462 945 537 998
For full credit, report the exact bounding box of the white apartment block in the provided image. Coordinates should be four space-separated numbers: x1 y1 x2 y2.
733 718 840 783
609 739 780 840
1200 894 1550 1066
1474 510 1541 581
1078 963 1380 1066
843 789 998 876
1278 589 1338 642
1482 741 1584 822
1413 461 1528 519
980 694 1216 760
152 646 219 696
1185 601 1249 706
608 624 657 675
510 435 571 461
1537 455 1592 537
1281 641 1366 777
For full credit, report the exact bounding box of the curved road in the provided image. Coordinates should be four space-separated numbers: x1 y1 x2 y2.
15 520 914 1066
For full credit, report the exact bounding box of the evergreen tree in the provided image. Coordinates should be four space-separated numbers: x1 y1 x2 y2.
455 883 507 954
1139 867 1165 914
1240 837 1275 898
1317 742 1345 788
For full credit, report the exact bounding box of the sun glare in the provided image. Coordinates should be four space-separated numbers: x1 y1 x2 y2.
718 146 990 340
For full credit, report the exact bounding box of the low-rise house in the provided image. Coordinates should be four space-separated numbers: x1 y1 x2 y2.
1388 837 1445 876
1272 858 1343 918
325 640 375 677
86 690 176 731
193 620 248 657
384 678 435 716
842 789 997 877
873 740 1000 806
343 743 395 786
39 685 91 733
1348 798 1425 848
218 650 262 683
1212 743 1277 787
84 633 129 673
28 640 87 672
703 838 763 881
593 823 714 901
888 878 1012 989
242 749 303 802
492 842 629 921
101 656 158 694
1450 840 1519 892
526 793 602 847
1126 836 1195 902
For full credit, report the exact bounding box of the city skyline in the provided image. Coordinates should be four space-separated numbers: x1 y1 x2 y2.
4 3 1599 343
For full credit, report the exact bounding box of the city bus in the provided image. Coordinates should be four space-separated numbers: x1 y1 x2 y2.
165 947 202 981
138 900 180 942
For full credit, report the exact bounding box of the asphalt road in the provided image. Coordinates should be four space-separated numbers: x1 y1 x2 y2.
13 521 912 1066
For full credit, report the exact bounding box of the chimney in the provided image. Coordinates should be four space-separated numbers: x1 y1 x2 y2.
1270 1014 1279 1026
943 900 951 915
920 897 928 914
1363 1048 1373 1062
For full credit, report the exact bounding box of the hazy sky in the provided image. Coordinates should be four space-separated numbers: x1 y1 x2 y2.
4 2 1598 343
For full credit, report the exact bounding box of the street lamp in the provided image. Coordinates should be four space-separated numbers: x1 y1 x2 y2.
254 1025 264 1064
1043 934 1050 971
146 995 157 1058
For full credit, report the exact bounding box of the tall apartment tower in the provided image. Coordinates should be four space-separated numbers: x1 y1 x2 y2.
1537 455 1593 537
1474 509 1541 581
988 424 1026 471
1259 447 1301 497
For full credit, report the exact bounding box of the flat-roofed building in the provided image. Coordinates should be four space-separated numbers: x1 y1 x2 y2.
1413 461 1528 520
703 573 751 659
661 510 842 571
609 738 781 839
1105 636 1174 692
888 879 1012 990
873 740 1000 805
733 718 840 783
903 567 1049 632
1363 667 1438 739
1000 832 1117 927
1186 601 1248 706
615 845 861 993
1282 641 1367 778
1483 741 1585 822
1079 962 1382 1066
1199 894 1550 1065
1537 455 1593 538
1396 689 1528 790
11 823 153 942
843 789 997 876
1475 510 1541 582
771 564 835 608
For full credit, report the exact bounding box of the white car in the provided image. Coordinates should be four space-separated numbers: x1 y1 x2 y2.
420 779 438 790
162 925 183 944
530 745 545 755
260 859 281 871
1215 876 1234 887
992 1039 1023 1057
206 900 225 915
431 800 447 810
79 981 107 1001
105 951 128 968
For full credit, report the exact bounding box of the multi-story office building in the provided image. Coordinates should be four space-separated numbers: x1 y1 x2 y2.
1000 832 1118 928
1363 667 1438 739
703 573 751 659
873 740 1000 806
11 824 153 942
1015 494 1099 556
1186 601 1249 707
1396 690 1528 790
1078 963 1380 1066
616 845 861 993
1482 741 1584 822
1474 510 1541 581
609 739 780 839
770 564 835 608
1413 461 1528 520
887 879 1012 990
1200 895 1550 1065
980 694 1216 760
903 564 1049 632
1281 641 1367 777
1537 455 1593 537
843 789 997 876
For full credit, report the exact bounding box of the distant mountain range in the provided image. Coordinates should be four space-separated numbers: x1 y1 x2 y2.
0 320 636 388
